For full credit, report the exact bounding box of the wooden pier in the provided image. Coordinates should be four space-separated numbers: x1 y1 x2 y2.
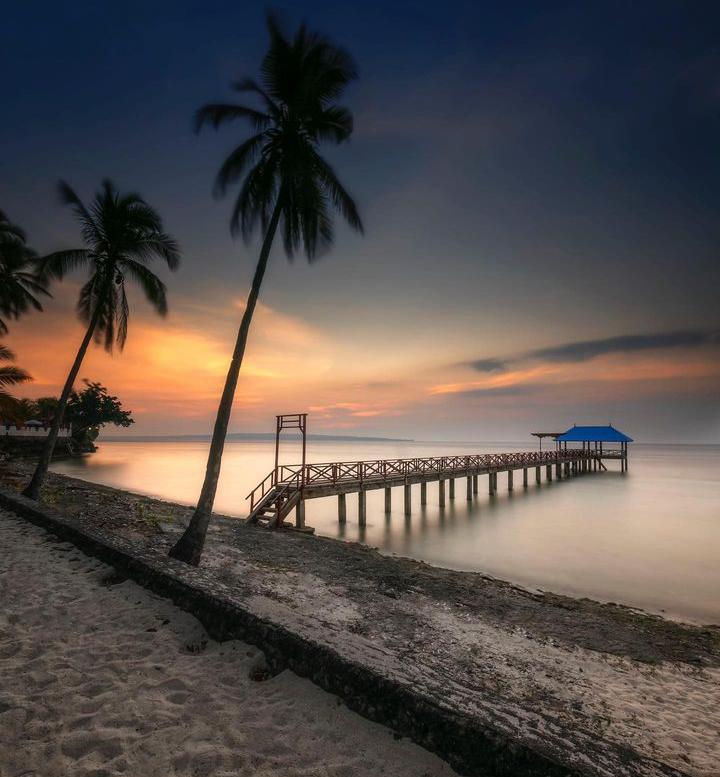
246 447 625 530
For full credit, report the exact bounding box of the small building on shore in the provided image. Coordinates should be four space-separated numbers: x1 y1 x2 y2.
1 420 71 438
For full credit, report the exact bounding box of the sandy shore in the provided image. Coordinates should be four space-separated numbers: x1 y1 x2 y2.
2 463 720 776
0 509 456 777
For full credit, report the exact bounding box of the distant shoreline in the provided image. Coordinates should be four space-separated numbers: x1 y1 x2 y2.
99 433 416 443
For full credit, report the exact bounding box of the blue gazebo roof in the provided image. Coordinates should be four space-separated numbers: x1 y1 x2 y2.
555 425 633 443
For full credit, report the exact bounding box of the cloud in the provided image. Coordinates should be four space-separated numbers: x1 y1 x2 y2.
454 384 543 398
467 329 720 373
467 357 508 373
530 330 719 363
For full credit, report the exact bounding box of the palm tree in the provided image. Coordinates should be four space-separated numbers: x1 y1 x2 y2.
0 209 50 334
0 343 31 419
169 12 363 565
22 180 180 499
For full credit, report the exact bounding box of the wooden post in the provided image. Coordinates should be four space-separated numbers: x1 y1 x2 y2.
473 475 478 494
555 461 561 479
523 468 528 488
420 481 427 505
338 493 347 524
508 470 513 491
384 487 391 513
466 476 472 500
404 484 412 515
439 479 445 506
449 478 455 500
295 500 305 528
488 473 495 495
546 464 552 481
358 490 366 526
535 466 541 484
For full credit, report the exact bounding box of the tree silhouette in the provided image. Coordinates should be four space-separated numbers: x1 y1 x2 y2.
0 343 31 419
0 209 49 334
23 180 180 499
170 11 363 564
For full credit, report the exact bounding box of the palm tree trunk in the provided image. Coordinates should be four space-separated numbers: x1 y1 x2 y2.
22 296 106 500
169 197 284 565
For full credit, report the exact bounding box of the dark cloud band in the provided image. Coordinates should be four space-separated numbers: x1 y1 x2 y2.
467 329 720 373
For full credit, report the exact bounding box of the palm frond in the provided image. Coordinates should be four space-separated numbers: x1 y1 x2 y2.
202 12 362 261
121 259 168 316
52 180 181 351
195 103 271 134
0 364 31 388
37 249 93 280
231 78 280 116
0 230 50 328
117 283 129 350
312 153 363 233
0 210 27 243
58 181 103 247
213 133 265 197
230 157 279 240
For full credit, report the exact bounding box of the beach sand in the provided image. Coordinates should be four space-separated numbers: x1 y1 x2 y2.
0 509 456 777
2 465 720 776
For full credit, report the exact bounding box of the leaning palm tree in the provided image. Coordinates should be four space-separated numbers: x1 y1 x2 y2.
0 343 31 419
169 13 363 564
0 209 49 334
22 180 180 499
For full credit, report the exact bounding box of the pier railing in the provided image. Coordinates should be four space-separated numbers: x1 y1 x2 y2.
247 449 593 511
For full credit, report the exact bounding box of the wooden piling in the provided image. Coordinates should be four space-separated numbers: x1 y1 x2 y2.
473 475 478 494
404 484 412 515
358 490 366 526
338 493 346 524
523 468 528 488
384 487 391 513
466 476 472 500
546 464 552 482
420 481 427 505
439 480 446 507
449 479 455 500
295 500 305 528
508 470 513 491
535 466 541 484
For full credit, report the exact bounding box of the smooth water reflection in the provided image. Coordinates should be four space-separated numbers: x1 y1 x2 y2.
51 440 720 624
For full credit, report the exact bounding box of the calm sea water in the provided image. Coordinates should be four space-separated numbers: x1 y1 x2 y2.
50 439 720 624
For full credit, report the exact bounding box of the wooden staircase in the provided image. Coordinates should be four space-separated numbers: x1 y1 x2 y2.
246 478 301 529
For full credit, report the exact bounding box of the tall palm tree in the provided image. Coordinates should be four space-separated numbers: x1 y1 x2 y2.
0 343 31 419
22 180 180 499
170 12 363 564
0 209 49 334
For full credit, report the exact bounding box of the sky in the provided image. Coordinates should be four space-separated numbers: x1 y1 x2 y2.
2 0 719 443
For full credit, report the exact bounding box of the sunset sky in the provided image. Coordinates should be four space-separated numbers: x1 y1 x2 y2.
2 1 719 442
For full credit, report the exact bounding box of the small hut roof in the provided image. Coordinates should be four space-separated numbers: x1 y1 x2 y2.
555 425 633 443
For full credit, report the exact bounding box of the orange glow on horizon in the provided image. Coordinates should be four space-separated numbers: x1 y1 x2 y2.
5 283 720 436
